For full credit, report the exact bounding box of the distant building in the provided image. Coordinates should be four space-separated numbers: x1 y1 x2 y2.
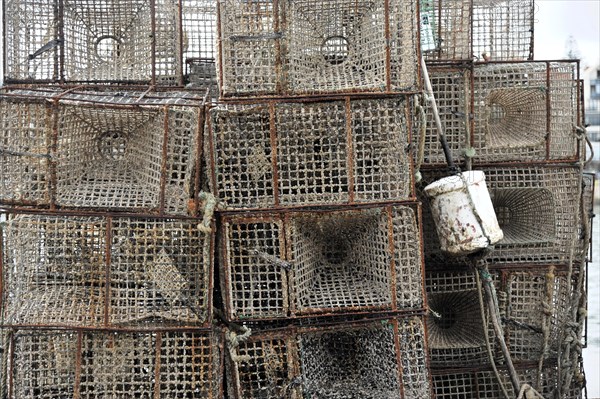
583 64 600 129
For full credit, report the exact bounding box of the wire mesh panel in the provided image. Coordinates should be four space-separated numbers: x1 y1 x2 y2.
415 62 580 166
0 89 204 216
219 204 424 321
422 0 534 62
226 317 431 399
577 173 595 264
217 0 419 98
4 0 181 84
208 96 414 210
1 213 213 329
182 0 219 95
420 166 582 265
3 329 223 399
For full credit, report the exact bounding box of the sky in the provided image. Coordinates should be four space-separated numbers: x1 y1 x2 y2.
534 0 600 68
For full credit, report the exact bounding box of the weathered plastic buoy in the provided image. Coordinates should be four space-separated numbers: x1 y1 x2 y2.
424 171 504 256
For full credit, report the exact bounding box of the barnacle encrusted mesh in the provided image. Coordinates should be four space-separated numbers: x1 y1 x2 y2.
217 0 418 97
4 0 180 84
0 90 202 215
182 0 218 95
208 97 413 210
422 0 534 62
1 214 212 328
425 270 498 367
228 318 431 399
415 62 579 166
220 205 423 320
420 166 581 265
5 329 222 399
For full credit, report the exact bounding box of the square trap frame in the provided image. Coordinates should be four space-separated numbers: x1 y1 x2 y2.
420 165 582 266
0 88 205 216
421 0 534 63
207 96 415 211
414 61 581 166
1 212 213 329
216 0 419 98
226 317 432 399
1 328 223 399
219 204 424 321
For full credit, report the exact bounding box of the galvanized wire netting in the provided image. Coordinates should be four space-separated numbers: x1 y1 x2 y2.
1 214 212 328
208 97 413 210
414 62 580 166
4 329 222 399
421 0 534 62
4 0 181 84
420 166 582 265
227 317 431 399
217 0 419 97
220 205 423 321
0 90 203 215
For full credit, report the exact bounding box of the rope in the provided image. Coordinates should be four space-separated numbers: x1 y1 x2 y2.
575 125 594 167
197 191 216 234
516 384 545 399
536 266 555 387
414 95 427 183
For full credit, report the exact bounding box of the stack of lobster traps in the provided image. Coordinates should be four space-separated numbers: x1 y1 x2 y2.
0 0 224 397
418 1 594 397
210 0 434 397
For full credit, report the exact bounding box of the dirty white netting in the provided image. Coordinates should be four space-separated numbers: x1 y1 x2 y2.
220 205 423 321
1 214 212 328
0 90 202 215
421 0 534 62
3 329 222 399
208 97 413 210
227 318 431 399
217 0 419 97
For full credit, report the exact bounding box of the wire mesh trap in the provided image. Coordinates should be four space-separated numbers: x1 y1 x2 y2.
208 96 414 210
4 0 184 85
421 0 534 63
226 317 432 399
420 165 582 266
217 0 419 98
0 89 205 216
219 204 424 321
431 362 584 399
414 61 581 166
2 328 223 399
1 213 212 329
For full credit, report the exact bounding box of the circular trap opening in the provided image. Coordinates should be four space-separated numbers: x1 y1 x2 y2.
95 35 122 61
98 131 127 160
322 36 350 65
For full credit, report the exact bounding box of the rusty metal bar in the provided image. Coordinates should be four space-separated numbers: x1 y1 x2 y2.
387 207 398 311
49 101 58 211
150 0 157 86
392 319 406 399
216 1 224 97
546 61 551 160
384 0 392 92
193 104 206 216
177 0 185 86
8 331 14 399
57 0 64 82
154 332 162 399
104 217 112 327
74 331 83 399
405 97 416 198
0 206 208 221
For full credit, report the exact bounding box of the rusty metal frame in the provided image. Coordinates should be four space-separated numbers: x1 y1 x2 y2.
0 210 215 331
0 87 207 217
1 326 225 398
218 202 426 323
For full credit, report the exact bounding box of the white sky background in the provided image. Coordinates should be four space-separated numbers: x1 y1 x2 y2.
534 0 600 67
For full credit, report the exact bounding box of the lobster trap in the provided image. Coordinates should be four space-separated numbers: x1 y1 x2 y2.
0 88 205 216
217 0 419 98
420 165 583 266
219 204 424 321
426 266 576 368
208 96 415 210
421 0 534 62
4 0 183 85
1 328 223 399
226 317 432 399
1 213 213 329
431 361 584 399
414 61 581 167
